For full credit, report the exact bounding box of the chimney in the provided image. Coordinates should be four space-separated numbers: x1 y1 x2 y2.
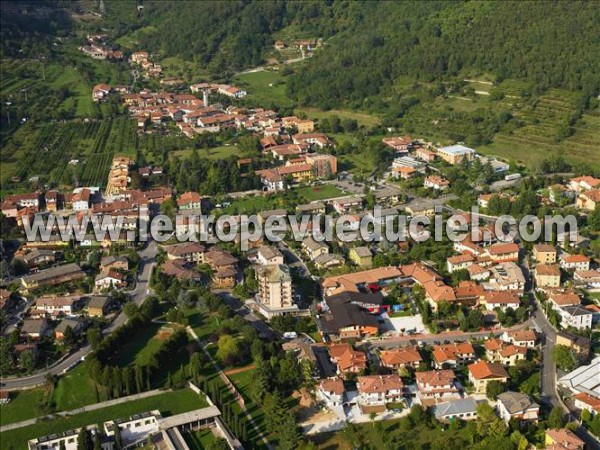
203 89 209 107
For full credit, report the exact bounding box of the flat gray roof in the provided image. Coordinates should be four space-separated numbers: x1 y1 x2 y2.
158 406 220 429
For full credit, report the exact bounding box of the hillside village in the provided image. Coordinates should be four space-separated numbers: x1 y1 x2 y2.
1 4 600 450
1 89 599 448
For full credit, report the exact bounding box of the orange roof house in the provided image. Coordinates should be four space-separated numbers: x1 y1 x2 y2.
432 342 476 368
468 360 509 393
379 347 423 370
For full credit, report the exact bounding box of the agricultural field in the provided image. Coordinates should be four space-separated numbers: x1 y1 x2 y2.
233 70 294 108
1 117 138 190
480 89 600 169
170 144 253 161
1 388 207 450
295 107 382 128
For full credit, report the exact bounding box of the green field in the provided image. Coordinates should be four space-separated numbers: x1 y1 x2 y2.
233 70 294 108
1 388 206 450
0 388 46 427
295 107 382 128
109 322 163 367
182 428 224 450
294 184 345 201
51 363 108 411
0 364 109 427
170 144 252 161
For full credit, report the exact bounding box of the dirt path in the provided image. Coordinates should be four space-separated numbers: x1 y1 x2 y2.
224 364 256 376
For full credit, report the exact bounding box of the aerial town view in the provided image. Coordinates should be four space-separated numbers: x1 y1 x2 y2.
0 1 599 450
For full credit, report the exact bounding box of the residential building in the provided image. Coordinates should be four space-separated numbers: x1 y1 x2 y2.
177 191 202 210
468 360 509 394
548 291 581 311
573 393 600 416
319 295 380 341
100 255 129 272
314 253 345 269
35 295 82 316
534 264 561 288
424 175 449 190
435 144 475 165
357 375 404 405
557 304 593 330
332 196 363 214
485 262 526 292
317 378 346 407
256 245 284 266
382 136 413 153
322 266 404 297
569 176 600 192
555 332 591 359
18 249 57 267
393 166 418 179
55 317 87 340
255 264 295 318
484 338 527 366
432 397 478 422
447 253 476 273
87 296 112 317
329 344 367 376
166 242 206 263
573 269 600 289
415 370 461 401
533 244 557 264
481 291 521 312
95 270 126 290
560 254 591 271
20 318 51 339
486 242 519 263
544 428 585 450
496 391 539 423
576 189 600 210
432 342 476 369
379 347 423 371
205 247 238 289
501 330 538 348
415 147 436 162
302 236 329 260
348 246 372 268
21 263 86 290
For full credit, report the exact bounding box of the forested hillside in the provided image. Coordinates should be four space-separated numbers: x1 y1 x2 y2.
286 1 600 110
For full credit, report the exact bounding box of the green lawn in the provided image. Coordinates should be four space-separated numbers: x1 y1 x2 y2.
171 145 252 161
233 70 294 108
51 363 108 411
182 428 224 450
1 364 107 427
109 322 163 367
1 388 207 450
337 152 376 177
295 107 382 128
0 388 46 427
295 184 345 201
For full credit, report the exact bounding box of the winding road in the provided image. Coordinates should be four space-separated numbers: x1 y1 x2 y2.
0 240 158 390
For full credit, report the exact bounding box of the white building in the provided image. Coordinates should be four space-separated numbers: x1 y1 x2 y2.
496 391 539 423
557 305 593 330
104 410 161 446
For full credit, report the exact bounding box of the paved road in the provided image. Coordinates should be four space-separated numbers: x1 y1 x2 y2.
0 241 158 390
364 321 531 350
